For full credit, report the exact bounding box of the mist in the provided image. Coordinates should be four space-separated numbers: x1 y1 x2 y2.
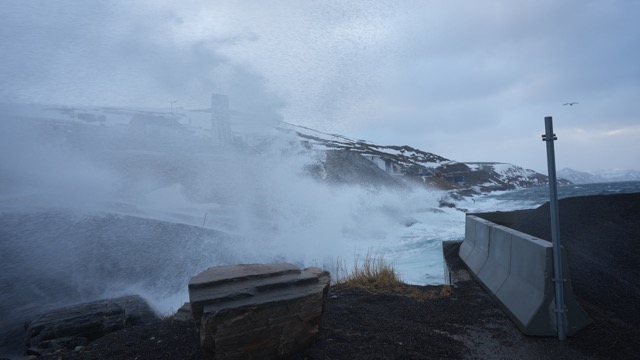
0 2 506 356
0 99 456 356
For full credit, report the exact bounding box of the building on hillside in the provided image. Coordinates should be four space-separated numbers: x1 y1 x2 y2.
435 161 471 185
434 169 465 185
450 175 465 184
362 155 404 175
363 155 386 171
406 164 435 176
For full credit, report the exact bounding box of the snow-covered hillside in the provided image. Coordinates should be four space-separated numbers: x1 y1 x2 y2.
279 121 450 169
558 168 640 184
0 102 559 196
279 122 562 194
463 162 564 192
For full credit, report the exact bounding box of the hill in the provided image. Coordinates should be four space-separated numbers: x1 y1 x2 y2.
280 122 569 195
558 167 640 184
0 102 565 198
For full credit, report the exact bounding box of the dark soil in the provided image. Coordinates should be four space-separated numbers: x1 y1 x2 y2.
36 280 640 360
36 192 640 359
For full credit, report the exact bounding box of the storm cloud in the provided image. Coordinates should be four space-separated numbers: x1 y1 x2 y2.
1 0 639 172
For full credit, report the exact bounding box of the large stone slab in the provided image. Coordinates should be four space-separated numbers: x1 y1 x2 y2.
188 263 330 360
24 295 159 357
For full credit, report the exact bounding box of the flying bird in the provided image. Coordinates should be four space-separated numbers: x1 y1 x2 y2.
563 102 579 106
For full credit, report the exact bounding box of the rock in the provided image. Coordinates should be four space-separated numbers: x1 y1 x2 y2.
308 149 408 190
188 263 330 360
172 302 194 322
24 295 159 357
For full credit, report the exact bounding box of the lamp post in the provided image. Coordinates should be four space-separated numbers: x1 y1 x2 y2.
542 116 567 341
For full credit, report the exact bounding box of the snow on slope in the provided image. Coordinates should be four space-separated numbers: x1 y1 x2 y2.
463 162 556 191
278 121 450 168
558 168 640 184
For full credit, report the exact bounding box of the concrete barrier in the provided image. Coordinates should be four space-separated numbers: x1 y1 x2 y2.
476 224 513 293
462 216 492 274
458 217 475 261
495 232 554 335
470 209 534 227
461 213 591 336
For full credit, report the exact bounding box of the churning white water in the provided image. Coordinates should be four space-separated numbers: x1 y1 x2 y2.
0 106 468 356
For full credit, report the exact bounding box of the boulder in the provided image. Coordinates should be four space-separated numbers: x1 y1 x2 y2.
188 263 330 360
24 295 159 357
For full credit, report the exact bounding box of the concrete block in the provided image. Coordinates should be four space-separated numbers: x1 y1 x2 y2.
477 225 513 293
495 233 554 334
459 217 475 261
464 216 492 273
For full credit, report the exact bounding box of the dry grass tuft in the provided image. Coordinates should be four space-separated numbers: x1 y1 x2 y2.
334 250 447 300
336 250 402 291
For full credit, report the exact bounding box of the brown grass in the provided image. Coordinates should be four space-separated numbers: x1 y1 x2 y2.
334 250 448 300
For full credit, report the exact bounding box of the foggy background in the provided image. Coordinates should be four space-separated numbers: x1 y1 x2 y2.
1 0 639 172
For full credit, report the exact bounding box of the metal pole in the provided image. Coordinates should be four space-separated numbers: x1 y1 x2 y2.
542 116 567 340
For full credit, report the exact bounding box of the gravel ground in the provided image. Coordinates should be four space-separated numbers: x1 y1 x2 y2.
36 280 640 360
34 192 640 359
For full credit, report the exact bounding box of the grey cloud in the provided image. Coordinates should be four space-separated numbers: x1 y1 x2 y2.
1 0 638 171
0 0 283 123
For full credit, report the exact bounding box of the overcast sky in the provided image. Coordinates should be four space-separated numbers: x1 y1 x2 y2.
1 0 639 173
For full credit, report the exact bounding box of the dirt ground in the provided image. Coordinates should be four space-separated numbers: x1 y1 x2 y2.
35 279 639 360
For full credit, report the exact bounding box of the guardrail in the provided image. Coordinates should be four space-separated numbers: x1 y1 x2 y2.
460 212 591 336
